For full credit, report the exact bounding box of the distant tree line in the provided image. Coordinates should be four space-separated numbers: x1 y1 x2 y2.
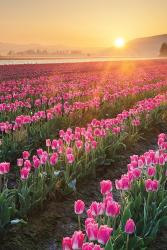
8 49 48 56
7 49 82 57
159 42 167 57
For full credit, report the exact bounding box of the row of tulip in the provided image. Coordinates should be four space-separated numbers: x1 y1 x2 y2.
15 93 167 187
1 91 167 179
1 79 167 134
0 91 167 231
62 133 167 249
2 76 167 164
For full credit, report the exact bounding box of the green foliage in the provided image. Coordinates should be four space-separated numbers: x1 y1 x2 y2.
0 189 16 231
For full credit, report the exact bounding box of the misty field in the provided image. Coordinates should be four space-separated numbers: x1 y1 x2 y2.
0 60 167 250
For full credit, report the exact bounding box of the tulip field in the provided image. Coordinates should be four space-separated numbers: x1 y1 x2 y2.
0 60 167 250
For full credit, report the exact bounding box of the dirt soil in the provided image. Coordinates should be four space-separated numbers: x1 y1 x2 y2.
0 127 167 250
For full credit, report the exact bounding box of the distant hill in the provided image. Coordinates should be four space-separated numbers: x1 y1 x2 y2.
103 34 167 57
0 34 167 57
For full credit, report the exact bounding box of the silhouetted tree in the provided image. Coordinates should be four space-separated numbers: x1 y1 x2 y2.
160 42 167 57
8 50 15 56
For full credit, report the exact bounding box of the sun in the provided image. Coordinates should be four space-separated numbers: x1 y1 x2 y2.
114 37 125 48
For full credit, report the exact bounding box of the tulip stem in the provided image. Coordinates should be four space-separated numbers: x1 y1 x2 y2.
78 215 81 230
147 192 151 209
107 216 111 227
0 175 2 192
126 234 129 250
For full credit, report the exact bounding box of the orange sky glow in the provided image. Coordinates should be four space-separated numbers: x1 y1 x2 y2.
0 0 167 48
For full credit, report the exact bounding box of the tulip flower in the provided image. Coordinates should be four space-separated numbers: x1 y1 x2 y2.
75 200 85 215
0 162 10 174
86 222 98 241
62 237 72 250
20 167 30 180
75 200 85 230
145 179 159 192
125 218 136 234
33 158 40 169
71 231 85 250
97 225 113 245
22 151 30 160
100 180 112 195
50 153 58 165
82 242 94 250
66 154 75 164
17 158 23 167
147 166 156 177
106 200 120 218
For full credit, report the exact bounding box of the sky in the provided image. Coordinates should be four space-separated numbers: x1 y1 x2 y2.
0 0 167 48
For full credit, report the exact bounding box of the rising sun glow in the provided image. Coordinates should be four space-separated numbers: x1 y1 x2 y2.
114 38 125 48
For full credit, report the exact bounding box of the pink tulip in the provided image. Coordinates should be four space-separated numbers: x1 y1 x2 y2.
159 155 165 165
97 225 113 245
66 147 73 155
37 148 43 157
91 141 97 149
75 140 83 150
145 179 159 192
100 180 112 195
125 218 136 234
86 222 98 241
147 166 156 177
145 179 153 191
22 151 30 160
62 237 72 250
24 160 32 169
106 200 120 217
17 158 23 167
82 243 94 250
93 245 104 250
40 154 48 164
90 202 102 217
0 162 10 174
74 200 85 215
115 176 131 190
20 167 30 180
66 154 75 164
33 158 40 169
51 139 58 150
85 142 91 153
46 139 51 147
50 153 58 165
71 231 85 249
152 180 159 191
85 218 96 227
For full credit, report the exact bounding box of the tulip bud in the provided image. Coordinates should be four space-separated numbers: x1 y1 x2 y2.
125 218 136 234
74 200 85 215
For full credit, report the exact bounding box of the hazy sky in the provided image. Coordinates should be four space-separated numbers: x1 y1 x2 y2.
0 0 167 48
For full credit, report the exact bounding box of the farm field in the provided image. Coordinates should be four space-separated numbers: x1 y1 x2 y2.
0 59 167 250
